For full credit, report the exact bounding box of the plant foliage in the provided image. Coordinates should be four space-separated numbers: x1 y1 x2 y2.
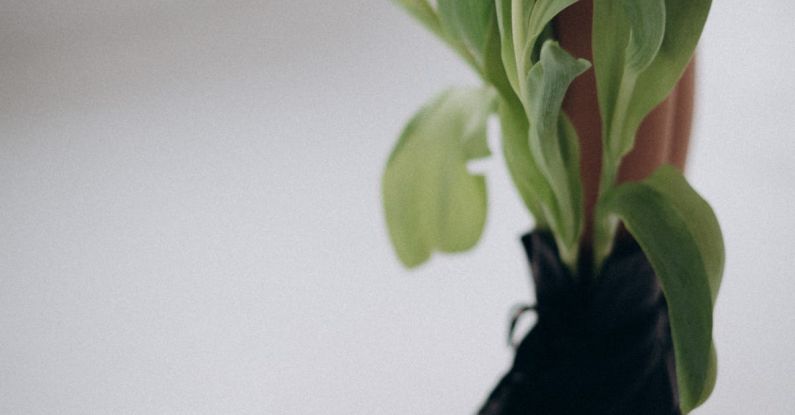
385 1 721 412
598 166 723 412
592 0 713 264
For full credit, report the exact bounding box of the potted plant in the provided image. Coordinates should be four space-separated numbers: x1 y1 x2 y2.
382 1 723 414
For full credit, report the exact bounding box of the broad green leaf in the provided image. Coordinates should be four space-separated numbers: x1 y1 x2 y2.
643 166 725 302
622 0 666 73
594 0 711 173
383 87 497 268
437 0 497 67
633 0 710 117
598 165 724 413
593 0 711 274
524 41 590 266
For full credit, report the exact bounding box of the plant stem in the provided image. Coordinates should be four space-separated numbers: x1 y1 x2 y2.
594 70 638 269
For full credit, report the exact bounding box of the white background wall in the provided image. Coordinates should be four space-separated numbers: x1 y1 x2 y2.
1 1 793 413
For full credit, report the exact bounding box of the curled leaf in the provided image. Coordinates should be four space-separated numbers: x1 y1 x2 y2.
524 41 590 266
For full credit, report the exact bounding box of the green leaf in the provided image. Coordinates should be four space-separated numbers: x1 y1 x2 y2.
494 0 522 93
598 165 724 413
524 40 590 266
495 0 532 94
497 95 550 227
482 2 518 100
383 87 498 268
526 0 579 44
593 0 711 274
622 0 666 73
437 0 497 68
495 0 578 99
594 0 711 173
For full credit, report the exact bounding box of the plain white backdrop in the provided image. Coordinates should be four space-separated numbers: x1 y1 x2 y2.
1 1 794 413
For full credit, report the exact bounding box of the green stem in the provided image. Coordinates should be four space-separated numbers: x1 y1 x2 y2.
594 71 638 269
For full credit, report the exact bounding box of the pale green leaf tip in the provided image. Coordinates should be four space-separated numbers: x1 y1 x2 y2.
539 40 592 74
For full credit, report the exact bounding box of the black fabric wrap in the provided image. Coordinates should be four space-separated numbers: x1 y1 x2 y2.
478 231 680 415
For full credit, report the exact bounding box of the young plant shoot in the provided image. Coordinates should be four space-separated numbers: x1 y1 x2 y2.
383 1 723 413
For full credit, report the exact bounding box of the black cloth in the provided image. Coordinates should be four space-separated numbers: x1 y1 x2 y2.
478 231 679 415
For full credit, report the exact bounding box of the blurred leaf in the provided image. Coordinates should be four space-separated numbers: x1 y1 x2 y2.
598 165 724 413
383 87 497 267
